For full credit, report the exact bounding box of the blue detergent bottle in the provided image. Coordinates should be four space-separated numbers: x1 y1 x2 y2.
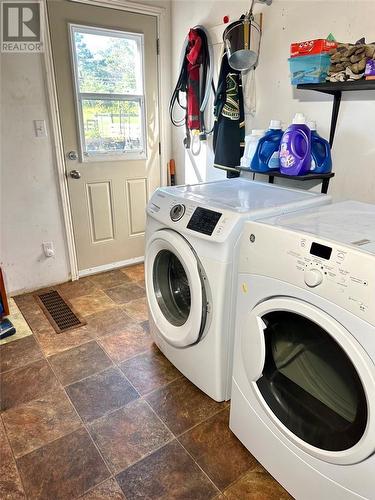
307 121 332 174
280 113 311 176
251 120 283 172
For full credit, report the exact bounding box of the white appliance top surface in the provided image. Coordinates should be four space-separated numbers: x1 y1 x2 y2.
159 178 326 214
261 200 375 255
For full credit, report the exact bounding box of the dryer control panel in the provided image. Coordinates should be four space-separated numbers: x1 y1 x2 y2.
239 221 375 326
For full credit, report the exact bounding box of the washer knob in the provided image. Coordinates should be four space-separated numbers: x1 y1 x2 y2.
304 268 323 288
170 204 185 222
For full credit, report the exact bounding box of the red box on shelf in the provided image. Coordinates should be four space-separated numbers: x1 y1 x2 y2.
290 39 337 58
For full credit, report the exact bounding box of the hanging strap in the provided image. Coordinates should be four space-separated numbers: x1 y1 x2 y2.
169 26 215 150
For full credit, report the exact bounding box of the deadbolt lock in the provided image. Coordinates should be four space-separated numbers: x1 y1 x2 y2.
67 151 78 161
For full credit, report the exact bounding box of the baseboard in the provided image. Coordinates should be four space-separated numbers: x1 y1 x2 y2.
10 278 70 298
78 256 144 278
10 257 144 296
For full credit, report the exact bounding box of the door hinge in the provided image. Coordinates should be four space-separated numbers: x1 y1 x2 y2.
156 38 160 55
158 142 161 155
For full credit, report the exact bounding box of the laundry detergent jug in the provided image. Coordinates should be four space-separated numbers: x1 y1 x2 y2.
307 121 332 174
279 113 311 176
251 120 283 172
240 129 265 169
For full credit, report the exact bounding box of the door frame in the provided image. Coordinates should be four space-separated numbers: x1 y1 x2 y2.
42 0 169 280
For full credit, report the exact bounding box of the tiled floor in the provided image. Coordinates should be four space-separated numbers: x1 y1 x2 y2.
0 264 292 500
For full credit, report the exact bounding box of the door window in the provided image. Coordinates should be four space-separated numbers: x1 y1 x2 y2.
257 311 367 451
70 25 145 159
153 250 191 326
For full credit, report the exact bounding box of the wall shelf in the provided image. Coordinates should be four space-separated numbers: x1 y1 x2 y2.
241 169 335 194
242 81 373 194
297 80 375 94
297 80 375 147
291 80 375 193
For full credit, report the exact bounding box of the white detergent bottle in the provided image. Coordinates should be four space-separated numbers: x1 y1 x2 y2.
240 129 266 169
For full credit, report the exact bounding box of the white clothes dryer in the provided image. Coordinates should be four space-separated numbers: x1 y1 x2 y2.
145 178 330 402
230 201 375 499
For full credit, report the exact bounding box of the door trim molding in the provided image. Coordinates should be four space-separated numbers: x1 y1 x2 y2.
42 0 168 281
43 0 79 279
70 0 165 15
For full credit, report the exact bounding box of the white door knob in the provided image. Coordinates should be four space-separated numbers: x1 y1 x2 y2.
304 268 323 288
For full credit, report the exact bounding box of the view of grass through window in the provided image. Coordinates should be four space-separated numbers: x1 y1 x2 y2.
72 27 144 156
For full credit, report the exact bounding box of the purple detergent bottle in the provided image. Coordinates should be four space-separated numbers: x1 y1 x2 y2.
279 113 311 176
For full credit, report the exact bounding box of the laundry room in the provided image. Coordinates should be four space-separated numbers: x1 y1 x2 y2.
1 1 375 499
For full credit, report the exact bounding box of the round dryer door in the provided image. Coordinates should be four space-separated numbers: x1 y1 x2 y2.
145 229 207 348
242 297 375 465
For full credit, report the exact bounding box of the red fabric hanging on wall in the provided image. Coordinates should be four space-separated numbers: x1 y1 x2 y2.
186 29 202 130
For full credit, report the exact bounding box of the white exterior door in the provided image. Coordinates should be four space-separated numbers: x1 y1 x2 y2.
47 0 160 273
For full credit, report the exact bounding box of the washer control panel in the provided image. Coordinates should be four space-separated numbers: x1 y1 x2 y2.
147 190 240 242
240 222 375 325
186 207 222 236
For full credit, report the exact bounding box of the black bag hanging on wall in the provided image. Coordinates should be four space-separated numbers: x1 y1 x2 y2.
213 52 245 178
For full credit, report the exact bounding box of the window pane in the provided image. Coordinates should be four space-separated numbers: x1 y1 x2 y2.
82 99 143 155
73 28 143 94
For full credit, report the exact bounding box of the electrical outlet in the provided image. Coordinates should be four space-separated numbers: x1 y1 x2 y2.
34 120 47 138
42 242 55 258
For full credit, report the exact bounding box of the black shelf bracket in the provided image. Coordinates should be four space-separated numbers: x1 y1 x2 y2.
329 91 342 147
295 80 375 192
297 80 375 148
267 172 335 194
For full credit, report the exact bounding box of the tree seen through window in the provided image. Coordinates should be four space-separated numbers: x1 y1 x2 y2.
72 27 144 155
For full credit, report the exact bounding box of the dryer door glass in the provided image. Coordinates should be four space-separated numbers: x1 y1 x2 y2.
257 311 367 452
153 250 191 326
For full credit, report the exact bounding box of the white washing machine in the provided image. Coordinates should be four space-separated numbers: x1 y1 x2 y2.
230 200 375 499
145 178 330 402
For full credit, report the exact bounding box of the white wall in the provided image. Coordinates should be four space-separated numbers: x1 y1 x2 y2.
171 0 250 184
170 0 375 203
1 53 71 295
0 0 172 296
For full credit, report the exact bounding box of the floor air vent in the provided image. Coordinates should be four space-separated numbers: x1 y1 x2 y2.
35 290 86 334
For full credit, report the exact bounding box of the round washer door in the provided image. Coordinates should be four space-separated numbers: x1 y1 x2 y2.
145 229 207 348
241 297 375 465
